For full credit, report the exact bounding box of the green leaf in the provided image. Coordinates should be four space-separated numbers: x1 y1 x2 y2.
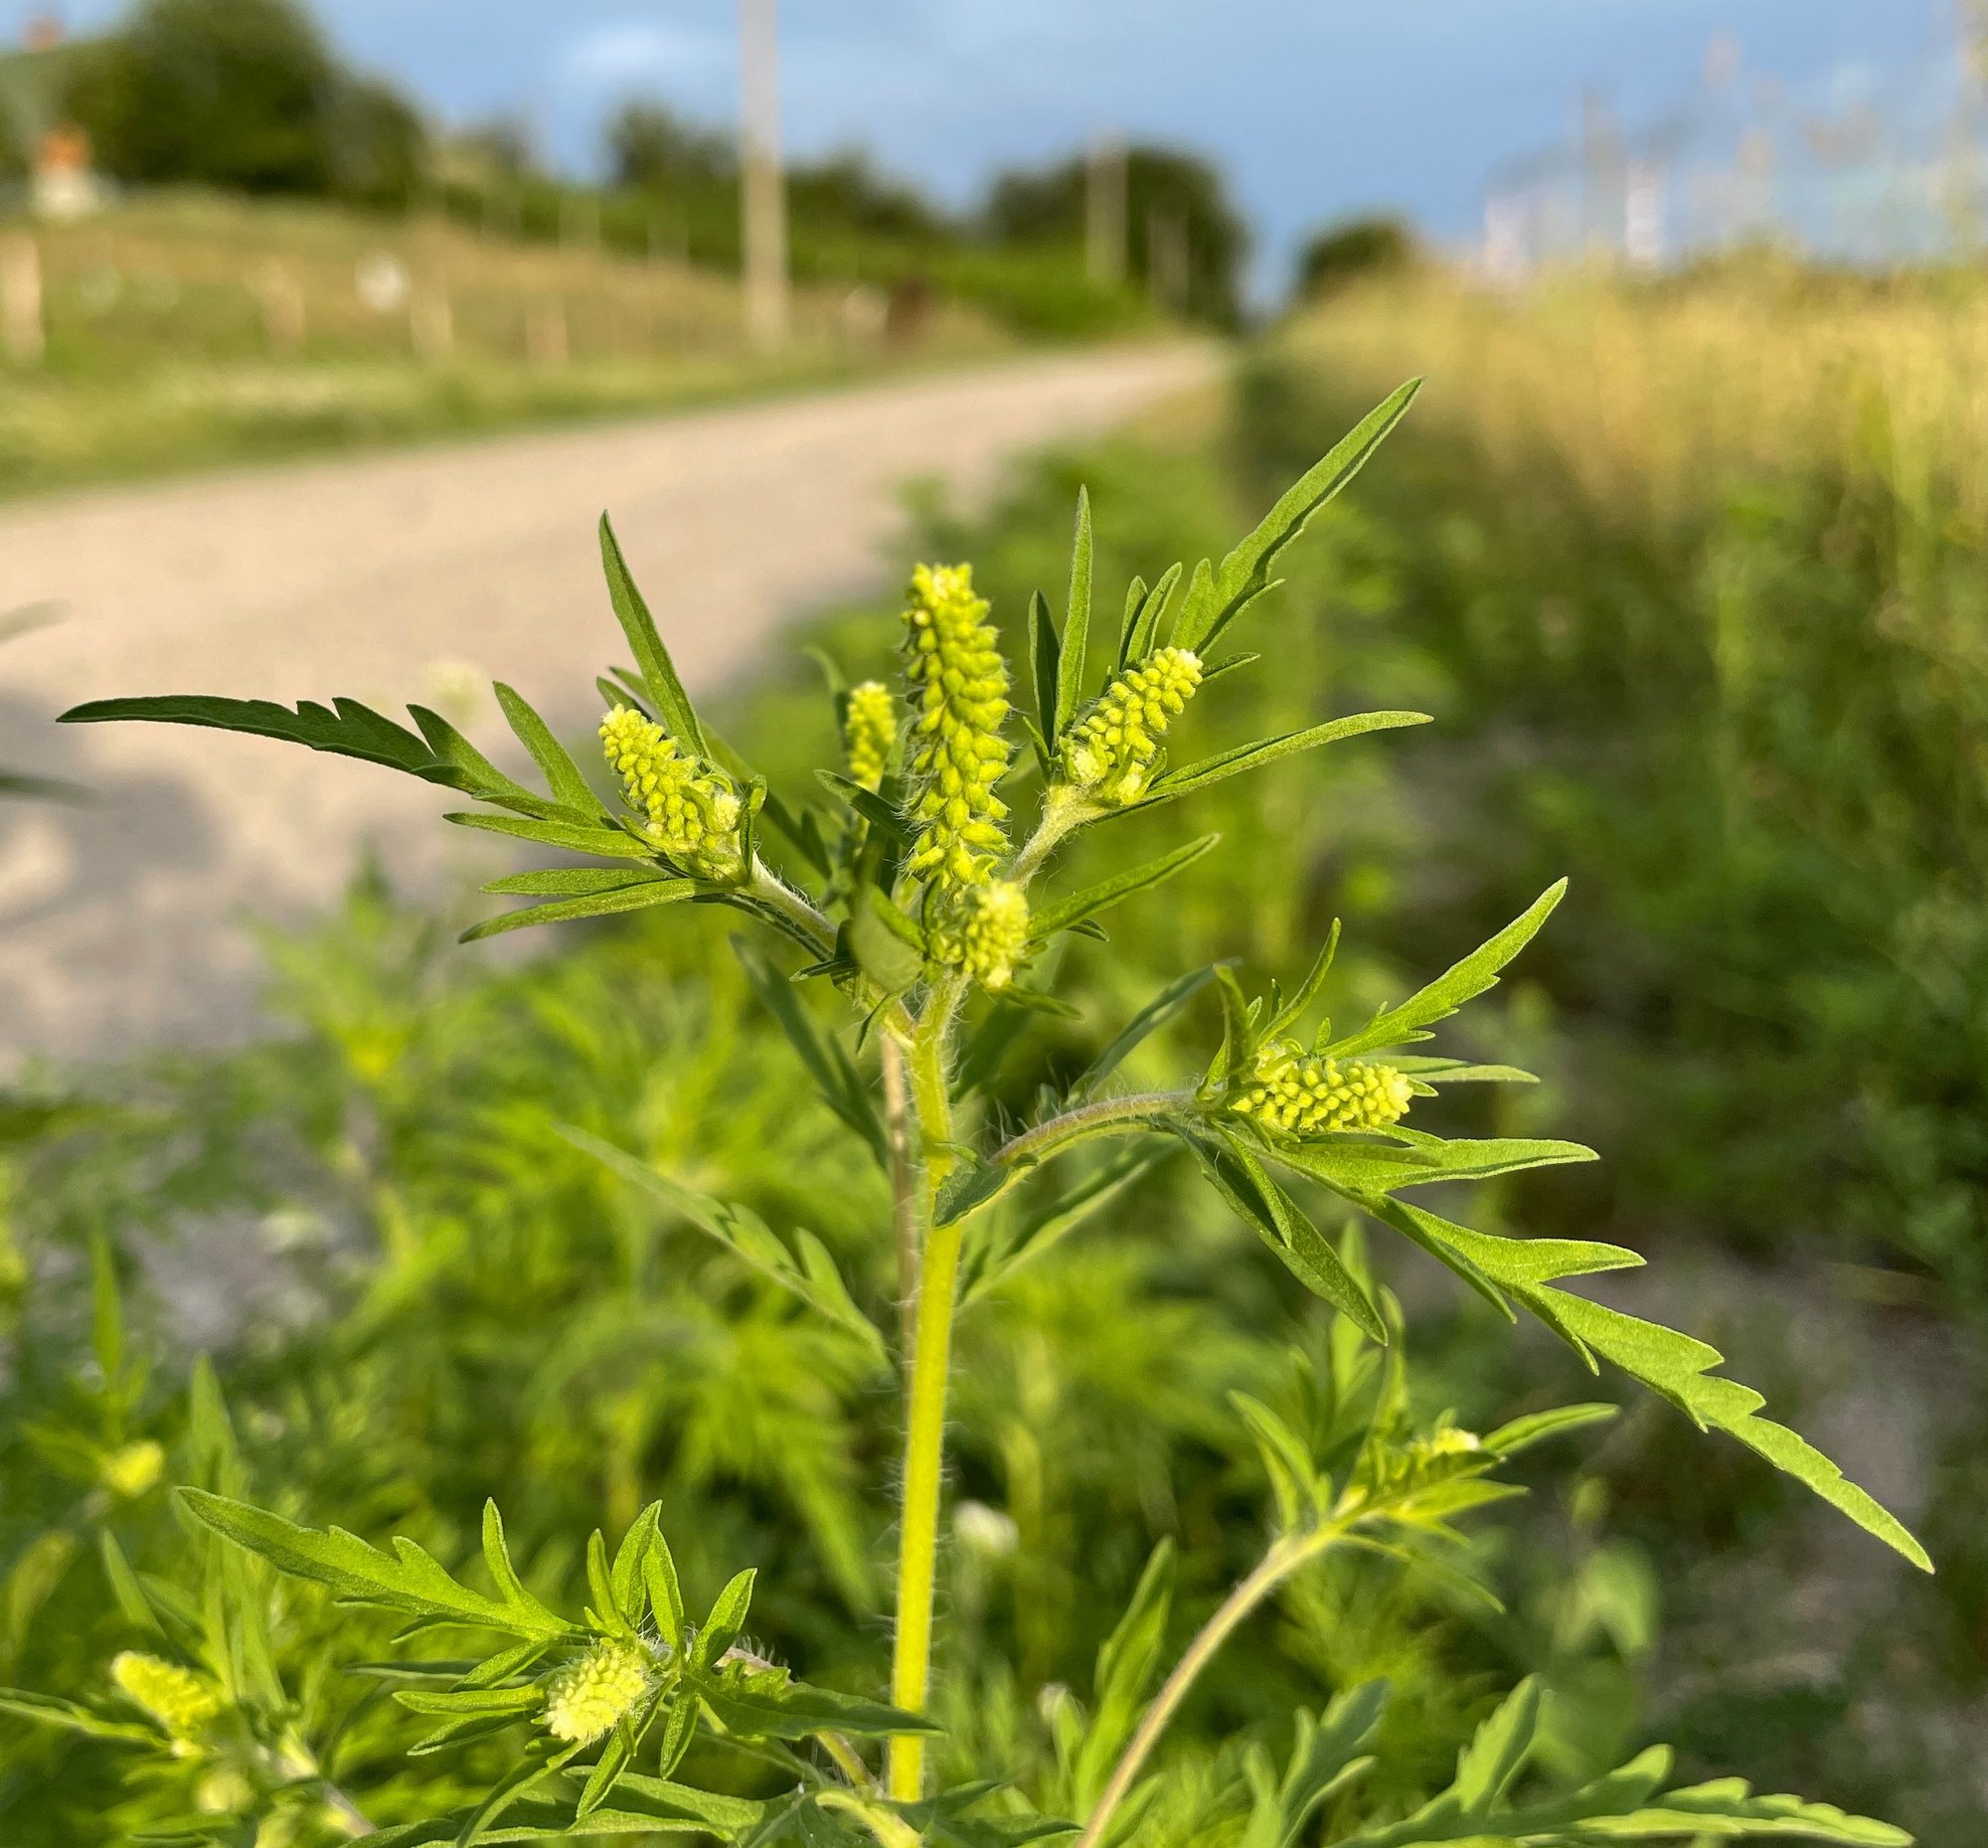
1054 486 1094 736
409 706 563 821
608 1504 661 1631
694 1660 935 1740
1451 1676 1541 1808
1173 378 1420 652
99 1532 168 1638
445 810 660 860
1029 589 1061 744
962 1146 1173 1303
1072 1539 1175 1811
1271 1133 1598 1196
493 683 605 815
560 1127 889 1368
362 1775 765 1845
847 887 927 997
1122 562 1180 668
1524 1290 1932 1574
645 1537 686 1652
599 514 705 753
1265 922 1342 1041
1145 712 1432 804
60 694 472 787
1480 1404 1618 1456
1325 882 1567 1059
1031 835 1221 942
177 1489 571 1640
1177 1123 1386 1342
735 937 890 1169
0 1687 154 1744
462 879 698 942
1072 965 1219 1100
1231 1394 1321 1532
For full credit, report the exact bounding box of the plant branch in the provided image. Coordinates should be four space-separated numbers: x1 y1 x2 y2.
1007 787 1089 887
1074 1524 1339 1848
991 1091 1191 1171
747 860 837 953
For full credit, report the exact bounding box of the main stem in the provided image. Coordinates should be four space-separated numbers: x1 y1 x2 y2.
888 978 965 1800
1074 1526 1336 1848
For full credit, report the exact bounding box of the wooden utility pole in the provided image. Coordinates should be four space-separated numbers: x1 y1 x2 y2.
739 0 789 349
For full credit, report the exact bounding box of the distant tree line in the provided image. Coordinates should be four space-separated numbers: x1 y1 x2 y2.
26 0 1276 327
60 0 424 207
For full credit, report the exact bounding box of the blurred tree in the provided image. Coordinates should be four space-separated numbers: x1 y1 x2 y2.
984 142 1247 327
1295 215 1419 298
789 148 946 242
65 0 425 203
606 99 734 191
324 75 426 209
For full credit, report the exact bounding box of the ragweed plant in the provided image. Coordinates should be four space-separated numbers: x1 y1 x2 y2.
16 380 1931 1844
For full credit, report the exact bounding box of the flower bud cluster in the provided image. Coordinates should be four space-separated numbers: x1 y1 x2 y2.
1230 1041 1413 1136
901 564 1011 892
843 680 897 792
541 1637 653 1746
928 881 1030 991
112 1651 222 1750
599 706 745 882
1061 646 1203 806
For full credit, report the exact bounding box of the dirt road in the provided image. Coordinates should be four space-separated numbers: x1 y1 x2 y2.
0 344 1215 1065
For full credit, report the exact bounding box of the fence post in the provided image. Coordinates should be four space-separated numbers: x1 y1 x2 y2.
250 259 307 355
1 235 47 367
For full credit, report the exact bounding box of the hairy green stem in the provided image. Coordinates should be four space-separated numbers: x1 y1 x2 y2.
991 1090 1192 1171
1007 786 1090 886
1075 1525 1339 1848
888 975 965 1800
747 860 837 952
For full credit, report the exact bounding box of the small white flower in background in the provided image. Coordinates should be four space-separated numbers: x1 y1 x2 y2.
953 1500 1020 1557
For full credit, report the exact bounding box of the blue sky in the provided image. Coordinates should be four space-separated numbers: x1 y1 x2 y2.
8 1 1949 286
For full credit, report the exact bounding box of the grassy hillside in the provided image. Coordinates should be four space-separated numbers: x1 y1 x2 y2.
0 191 1022 497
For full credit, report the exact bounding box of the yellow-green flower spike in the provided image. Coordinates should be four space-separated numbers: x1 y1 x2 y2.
112 1652 223 1746
1231 1042 1414 1137
929 880 1030 990
901 563 1012 892
844 679 897 792
1062 646 1203 807
599 706 745 882
542 1638 652 1746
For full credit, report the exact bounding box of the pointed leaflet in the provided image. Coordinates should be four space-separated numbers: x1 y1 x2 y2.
1310 1191 1929 1571
494 682 606 815
1142 712 1432 805
60 694 473 787
1072 1539 1176 1811
446 810 659 859
482 866 684 899
695 1661 935 1740
1522 1287 1932 1573
1176 1122 1386 1342
462 879 698 943
961 1146 1173 1303
1172 378 1420 653
1121 562 1181 668
1269 1132 1597 1197
1257 1687 1388 1848
361 1776 766 1846
1071 964 1219 1100
1028 589 1061 745
1325 882 1567 1060
599 513 706 753
560 1126 888 1367
1449 1676 1540 1810
177 1489 571 1639
1054 486 1094 735
608 1503 662 1630
735 937 890 1169
1030 834 1221 942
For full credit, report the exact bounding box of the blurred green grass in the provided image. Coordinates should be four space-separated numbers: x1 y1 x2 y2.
0 191 1039 498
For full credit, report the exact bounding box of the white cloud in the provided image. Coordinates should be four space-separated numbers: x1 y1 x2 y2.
558 20 732 92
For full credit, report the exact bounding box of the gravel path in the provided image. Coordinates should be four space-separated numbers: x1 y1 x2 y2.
0 344 1215 1065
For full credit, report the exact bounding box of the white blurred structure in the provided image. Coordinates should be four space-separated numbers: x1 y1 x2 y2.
1482 25 1988 278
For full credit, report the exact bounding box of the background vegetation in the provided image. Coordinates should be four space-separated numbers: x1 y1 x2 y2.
7 255 1988 1839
